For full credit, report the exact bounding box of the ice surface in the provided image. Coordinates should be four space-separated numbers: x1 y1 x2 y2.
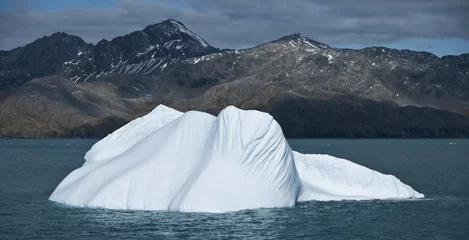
84 105 183 165
50 105 424 213
294 152 424 201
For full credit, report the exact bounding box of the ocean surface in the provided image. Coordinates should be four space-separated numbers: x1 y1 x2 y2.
0 139 468 239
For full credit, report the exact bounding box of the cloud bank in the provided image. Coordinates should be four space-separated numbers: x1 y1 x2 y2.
1 0 468 53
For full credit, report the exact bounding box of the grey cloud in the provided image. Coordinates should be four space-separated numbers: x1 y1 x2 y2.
0 0 468 50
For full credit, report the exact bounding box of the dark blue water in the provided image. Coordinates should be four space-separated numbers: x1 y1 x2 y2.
1 139 468 239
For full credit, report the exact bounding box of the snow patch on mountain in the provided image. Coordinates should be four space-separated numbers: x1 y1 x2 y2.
169 19 209 48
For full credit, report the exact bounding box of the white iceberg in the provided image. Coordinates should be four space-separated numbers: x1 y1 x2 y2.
50 105 423 212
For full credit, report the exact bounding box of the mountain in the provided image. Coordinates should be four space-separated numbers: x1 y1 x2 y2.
0 19 217 95
1 20 468 138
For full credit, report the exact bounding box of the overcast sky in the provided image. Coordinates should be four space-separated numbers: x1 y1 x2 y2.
1 0 468 56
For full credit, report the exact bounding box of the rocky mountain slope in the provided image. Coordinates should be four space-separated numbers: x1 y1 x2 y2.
1 19 468 138
0 19 217 95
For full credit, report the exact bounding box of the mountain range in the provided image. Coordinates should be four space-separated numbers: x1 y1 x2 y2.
1 19 468 138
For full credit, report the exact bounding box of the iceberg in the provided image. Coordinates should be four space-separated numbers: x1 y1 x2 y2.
50 105 423 212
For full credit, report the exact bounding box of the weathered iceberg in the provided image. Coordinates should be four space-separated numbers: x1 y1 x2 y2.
50 105 423 212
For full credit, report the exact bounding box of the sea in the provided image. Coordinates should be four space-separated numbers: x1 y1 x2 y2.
0 139 468 239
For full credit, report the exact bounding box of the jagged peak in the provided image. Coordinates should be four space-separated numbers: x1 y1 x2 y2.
146 19 185 30
271 33 330 49
97 39 110 45
51 31 68 36
48 32 83 40
163 19 186 27
143 19 211 48
278 33 303 41
22 32 88 49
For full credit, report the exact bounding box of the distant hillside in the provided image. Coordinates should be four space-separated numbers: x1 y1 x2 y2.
1 19 468 138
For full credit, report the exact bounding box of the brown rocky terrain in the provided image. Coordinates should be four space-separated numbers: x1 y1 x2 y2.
1 20 468 138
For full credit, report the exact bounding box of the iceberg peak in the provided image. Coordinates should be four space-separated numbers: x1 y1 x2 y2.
84 104 183 165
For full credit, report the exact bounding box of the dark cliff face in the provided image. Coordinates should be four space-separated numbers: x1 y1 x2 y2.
0 20 468 138
0 19 218 95
92 19 218 75
0 32 93 94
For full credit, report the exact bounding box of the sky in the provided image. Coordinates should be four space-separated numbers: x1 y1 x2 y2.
1 0 468 57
